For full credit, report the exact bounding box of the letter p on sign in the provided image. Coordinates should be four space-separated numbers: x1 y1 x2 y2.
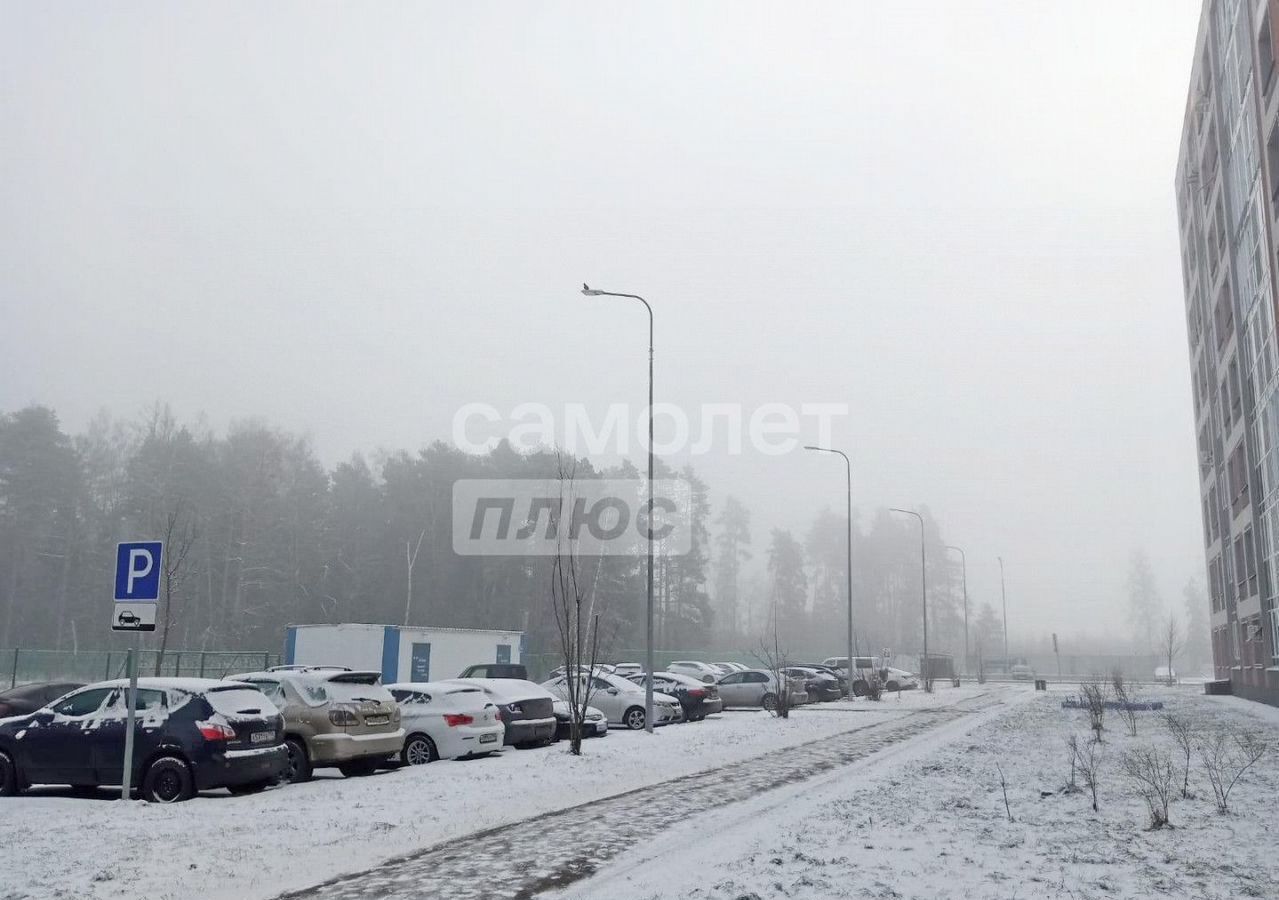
114 542 164 601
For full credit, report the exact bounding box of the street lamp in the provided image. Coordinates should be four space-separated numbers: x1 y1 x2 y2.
945 545 968 677
998 555 1009 673
804 445 856 697
581 283 655 733
890 508 930 692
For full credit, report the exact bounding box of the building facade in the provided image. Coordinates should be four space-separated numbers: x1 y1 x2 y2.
1177 0 1279 705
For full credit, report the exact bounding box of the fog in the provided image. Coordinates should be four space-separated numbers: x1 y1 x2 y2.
1 1 1203 646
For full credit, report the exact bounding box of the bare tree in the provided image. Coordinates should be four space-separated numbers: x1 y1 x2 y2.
1111 669 1139 737
1199 728 1269 814
1080 676 1107 742
1121 745 1176 829
548 459 608 754
750 636 792 718
995 762 1014 822
1063 734 1082 794
403 529 425 626
154 502 199 676
1072 736 1103 812
1160 614 1184 685
1161 713 1196 799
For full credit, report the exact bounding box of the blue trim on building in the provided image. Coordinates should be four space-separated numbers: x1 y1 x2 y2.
381 626 401 683
285 626 298 665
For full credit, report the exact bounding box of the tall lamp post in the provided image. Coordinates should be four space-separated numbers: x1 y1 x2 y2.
581 284 655 733
890 508 930 692
804 445 856 696
998 555 1009 672
945 545 968 677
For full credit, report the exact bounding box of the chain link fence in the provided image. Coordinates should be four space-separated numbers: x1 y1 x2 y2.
3 648 284 688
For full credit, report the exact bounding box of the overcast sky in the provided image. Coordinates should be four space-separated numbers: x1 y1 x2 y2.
1 1 1205 640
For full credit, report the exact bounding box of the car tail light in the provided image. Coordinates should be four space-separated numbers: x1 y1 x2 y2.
443 713 474 727
689 689 705 697
329 708 359 726
196 720 236 742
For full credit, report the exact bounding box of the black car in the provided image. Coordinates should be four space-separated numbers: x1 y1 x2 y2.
795 663 850 696
626 672 724 721
0 681 84 718
0 677 288 802
783 667 843 702
457 663 529 680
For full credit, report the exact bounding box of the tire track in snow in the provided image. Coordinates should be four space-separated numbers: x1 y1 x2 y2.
279 691 1009 900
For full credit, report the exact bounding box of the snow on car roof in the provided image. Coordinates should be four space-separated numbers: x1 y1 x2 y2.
444 678 555 701
386 682 483 694
94 677 251 693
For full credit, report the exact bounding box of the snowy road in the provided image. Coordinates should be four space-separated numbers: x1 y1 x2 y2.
279 690 1013 900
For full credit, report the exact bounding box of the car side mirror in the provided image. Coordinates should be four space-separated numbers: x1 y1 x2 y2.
607 688 618 695
32 710 54 725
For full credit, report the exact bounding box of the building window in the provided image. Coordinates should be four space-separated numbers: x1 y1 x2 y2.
1263 11 1278 96
1236 534 1248 597
1245 526 1260 596
1269 606 1279 663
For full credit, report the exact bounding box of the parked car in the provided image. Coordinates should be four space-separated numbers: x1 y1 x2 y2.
715 669 807 710
794 663 850 695
626 671 723 721
551 699 609 739
456 663 529 680
446 678 557 747
540 672 681 730
0 681 84 718
0 677 287 802
880 667 920 691
666 661 722 684
385 681 504 764
268 665 351 673
1010 664 1035 681
783 666 842 702
547 663 616 680
227 670 404 782
710 662 747 676
611 663 644 677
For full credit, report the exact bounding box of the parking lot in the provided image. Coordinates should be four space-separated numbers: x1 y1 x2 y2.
0 685 999 900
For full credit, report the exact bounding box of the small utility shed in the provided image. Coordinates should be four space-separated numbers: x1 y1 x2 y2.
284 624 524 684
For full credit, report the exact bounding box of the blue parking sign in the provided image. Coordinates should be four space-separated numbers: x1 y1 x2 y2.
114 542 164 601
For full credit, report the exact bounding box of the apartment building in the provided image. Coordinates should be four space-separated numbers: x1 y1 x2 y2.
1176 0 1279 705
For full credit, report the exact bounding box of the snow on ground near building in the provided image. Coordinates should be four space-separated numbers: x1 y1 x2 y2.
0 685 984 900
556 685 1279 900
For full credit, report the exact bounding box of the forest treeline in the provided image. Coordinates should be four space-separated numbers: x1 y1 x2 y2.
1 405 997 659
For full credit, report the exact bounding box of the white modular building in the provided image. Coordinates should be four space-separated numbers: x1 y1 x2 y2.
284 623 524 683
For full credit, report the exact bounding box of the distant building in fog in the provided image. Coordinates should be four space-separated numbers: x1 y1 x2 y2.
1176 0 1279 705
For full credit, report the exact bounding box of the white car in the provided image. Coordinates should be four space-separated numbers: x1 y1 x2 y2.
386 681 505 764
611 662 644 677
666 661 722 684
444 678 558 747
540 671 681 730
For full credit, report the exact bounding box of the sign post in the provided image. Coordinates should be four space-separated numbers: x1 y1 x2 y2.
1052 632 1061 680
113 541 162 800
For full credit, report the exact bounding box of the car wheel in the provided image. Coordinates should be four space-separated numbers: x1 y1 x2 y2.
886 681 900 692
623 706 646 730
338 758 379 778
282 738 312 784
227 779 272 796
141 756 194 803
401 734 438 766
761 693 778 712
0 750 19 797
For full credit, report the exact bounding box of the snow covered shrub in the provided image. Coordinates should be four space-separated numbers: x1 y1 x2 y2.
1121 745 1175 829
1161 713 1196 799
1071 735 1103 812
1110 669 1139 737
1198 728 1269 814
1079 677 1107 742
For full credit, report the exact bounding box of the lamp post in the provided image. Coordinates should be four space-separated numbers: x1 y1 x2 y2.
945 545 968 677
890 508 930 691
581 284 655 733
804 445 856 697
998 555 1009 673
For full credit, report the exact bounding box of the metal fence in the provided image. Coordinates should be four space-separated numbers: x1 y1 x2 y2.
3 648 284 688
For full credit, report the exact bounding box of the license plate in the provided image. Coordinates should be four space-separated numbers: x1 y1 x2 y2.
479 732 497 743
364 715 389 726
250 732 274 744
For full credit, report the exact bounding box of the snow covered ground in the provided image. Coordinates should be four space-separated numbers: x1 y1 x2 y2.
556 685 1279 900
0 685 986 900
